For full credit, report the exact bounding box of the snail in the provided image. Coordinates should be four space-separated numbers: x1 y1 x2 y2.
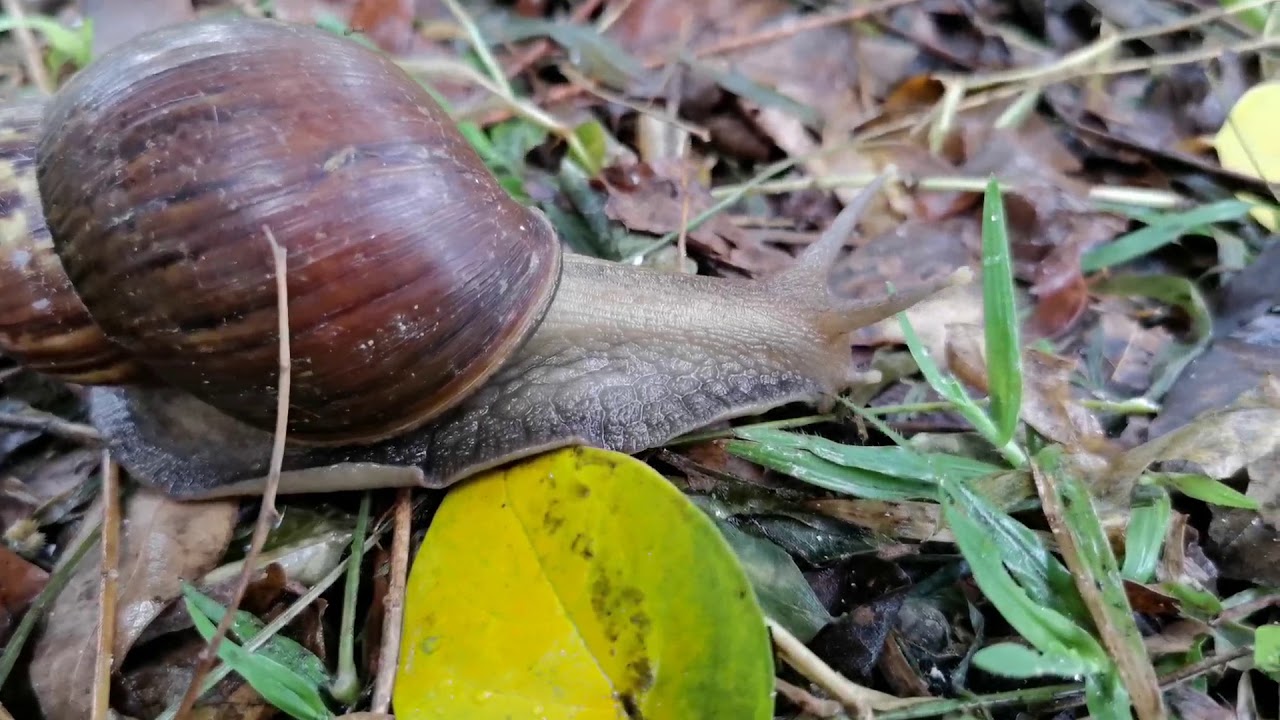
0 16 968 499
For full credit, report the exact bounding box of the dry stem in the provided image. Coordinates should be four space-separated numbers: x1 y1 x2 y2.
775 677 846 718
766 617 902 718
371 488 413 713
172 227 292 719
0 410 102 444
91 451 119 720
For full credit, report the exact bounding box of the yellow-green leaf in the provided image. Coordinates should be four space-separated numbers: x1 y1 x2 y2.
1214 81 1280 229
393 446 774 719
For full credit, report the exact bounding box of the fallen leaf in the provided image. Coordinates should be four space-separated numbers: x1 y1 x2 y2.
395 446 774 719
0 543 47 641
1102 375 1280 503
599 159 795 274
1214 81 1280 228
709 516 834 643
28 487 237 720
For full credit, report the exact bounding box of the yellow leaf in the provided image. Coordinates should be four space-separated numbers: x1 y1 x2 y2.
1214 81 1280 229
393 446 774 719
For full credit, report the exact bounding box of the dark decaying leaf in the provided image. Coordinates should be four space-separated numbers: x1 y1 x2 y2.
805 557 910 680
28 488 237 720
709 517 834 643
599 160 796 274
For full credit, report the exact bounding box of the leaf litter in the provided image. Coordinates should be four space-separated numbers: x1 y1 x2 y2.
2 0 1280 719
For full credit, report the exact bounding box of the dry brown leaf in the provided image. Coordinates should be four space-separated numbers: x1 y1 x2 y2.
29 487 237 720
0 543 47 641
600 159 795 274
1102 375 1280 502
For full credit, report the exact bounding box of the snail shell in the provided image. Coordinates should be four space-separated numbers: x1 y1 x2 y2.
0 98 146 384
33 17 561 444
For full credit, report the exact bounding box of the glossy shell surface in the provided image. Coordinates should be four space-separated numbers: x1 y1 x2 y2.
0 97 144 384
36 17 561 443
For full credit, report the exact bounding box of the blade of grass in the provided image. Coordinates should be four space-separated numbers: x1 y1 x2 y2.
1121 484 1172 584
183 586 332 720
941 493 1109 669
181 583 329 688
1146 472 1260 509
733 426 1003 481
1080 199 1252 272
979 178 1023 445
1032 446 1167 720
329 491 371 704
723 438 938 501
943 479 1092 625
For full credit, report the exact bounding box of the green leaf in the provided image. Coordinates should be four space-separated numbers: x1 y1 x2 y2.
1121 484 1172 583
394 446 774 719
1080 199 1253 272
943 496 1107 668
1256 625 1280 676
711 519 834 643
979 178 1022 445
1147 472 1260 509
0 14 93 69
733 427 1002 482
181 583 330 688
570 119 609 176
182 588 332 720
944 481 1091 625
971 642 1100 679
723 439 938 501
1084 669 1133 720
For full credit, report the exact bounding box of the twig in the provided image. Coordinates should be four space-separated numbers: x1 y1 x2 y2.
692 0 923 58
0 0 52 94
766 617 902 716
502 0 606 77
371 487 413 713
775 677 847 718
0 410 103 444
439 0 511 96
172 227 292 720
91 452 120 720
709 172 1186 209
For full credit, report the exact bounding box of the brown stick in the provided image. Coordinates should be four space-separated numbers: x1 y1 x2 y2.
91 451 120 720
501 0 606 78
0 410 103 444
172 227 292 719
371 488 413 713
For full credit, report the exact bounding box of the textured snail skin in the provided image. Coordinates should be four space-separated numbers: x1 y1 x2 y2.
84 188 967 498
0 98 146 384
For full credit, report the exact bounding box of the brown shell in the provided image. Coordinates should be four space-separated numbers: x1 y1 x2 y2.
35 17 562 444
0 97 146 384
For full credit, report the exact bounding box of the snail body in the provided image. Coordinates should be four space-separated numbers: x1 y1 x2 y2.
0 16 966 498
